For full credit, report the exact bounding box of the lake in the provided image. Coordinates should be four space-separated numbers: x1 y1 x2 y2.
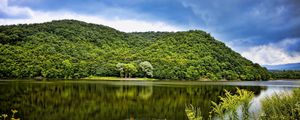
0 80 299 120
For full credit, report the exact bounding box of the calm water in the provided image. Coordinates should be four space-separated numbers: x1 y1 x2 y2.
0 80 299 120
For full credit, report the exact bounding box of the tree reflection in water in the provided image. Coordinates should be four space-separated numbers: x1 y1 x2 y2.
0 82 263 120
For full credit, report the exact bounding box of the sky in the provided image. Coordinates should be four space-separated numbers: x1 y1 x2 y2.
0 0 300 65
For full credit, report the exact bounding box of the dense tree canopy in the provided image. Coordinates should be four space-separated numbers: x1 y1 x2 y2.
116 63 138 78
139 61 154 77
0 20 270 80
270 70 300 79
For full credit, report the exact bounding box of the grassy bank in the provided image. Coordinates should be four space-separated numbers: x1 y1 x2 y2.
81 76 158 81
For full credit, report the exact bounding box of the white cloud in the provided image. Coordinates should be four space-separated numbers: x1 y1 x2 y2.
241 38 300 65
0 0 34 17
0 0 183 32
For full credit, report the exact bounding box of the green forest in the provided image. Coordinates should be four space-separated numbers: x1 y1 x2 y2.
270 70 300 79
0 20 270 80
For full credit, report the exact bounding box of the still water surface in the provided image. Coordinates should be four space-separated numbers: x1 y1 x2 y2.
0 80 299 120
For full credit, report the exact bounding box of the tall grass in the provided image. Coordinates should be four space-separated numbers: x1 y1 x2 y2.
186 88 254 120
186 88 300 120
260 89 300 120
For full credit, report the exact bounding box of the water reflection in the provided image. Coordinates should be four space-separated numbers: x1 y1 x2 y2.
249 87 293 119
0 81 295 120
115 86 153 100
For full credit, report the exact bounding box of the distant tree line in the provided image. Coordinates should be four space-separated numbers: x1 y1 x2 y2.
270 70 300 79
0 20 270 80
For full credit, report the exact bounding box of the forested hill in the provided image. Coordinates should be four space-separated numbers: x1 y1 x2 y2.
0 20 270 80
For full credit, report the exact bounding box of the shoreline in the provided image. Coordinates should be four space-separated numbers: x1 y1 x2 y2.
0 77 300 82
80 76 158 81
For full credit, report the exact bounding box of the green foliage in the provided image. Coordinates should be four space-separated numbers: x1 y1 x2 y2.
83 76 157 80
185 88 255 120
211 88 254 120
139 61 153 77
185 104 203 120
116 63 137 78
116 63 125 77
0 109 20 120
186 88 300 120
260 88 300 120
270 70 300 79
123 63 137 78
0 20 269 80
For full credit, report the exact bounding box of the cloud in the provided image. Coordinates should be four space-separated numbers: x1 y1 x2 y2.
0 0 183 32
0 0 34 18
180 0 300 47
241 38 300 65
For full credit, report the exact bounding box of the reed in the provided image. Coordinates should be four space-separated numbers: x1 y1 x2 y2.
260 89 300 120
186 88 300 120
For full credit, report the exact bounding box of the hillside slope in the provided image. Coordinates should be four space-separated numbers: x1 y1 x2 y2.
0 20 270 80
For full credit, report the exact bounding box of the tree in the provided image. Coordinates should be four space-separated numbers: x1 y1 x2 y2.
0 20 270 80
123 63 137 78
116 63 125 77
62 59 74 79
116 63 137 78
139 61 154 77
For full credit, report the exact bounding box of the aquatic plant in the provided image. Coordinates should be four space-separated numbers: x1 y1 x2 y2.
260 88 300 120
185 104 203 120
0 109 20 120
11 109 18 119
1 114 7 120
186 88 300 120
187 88 254 120
211 88 254 120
